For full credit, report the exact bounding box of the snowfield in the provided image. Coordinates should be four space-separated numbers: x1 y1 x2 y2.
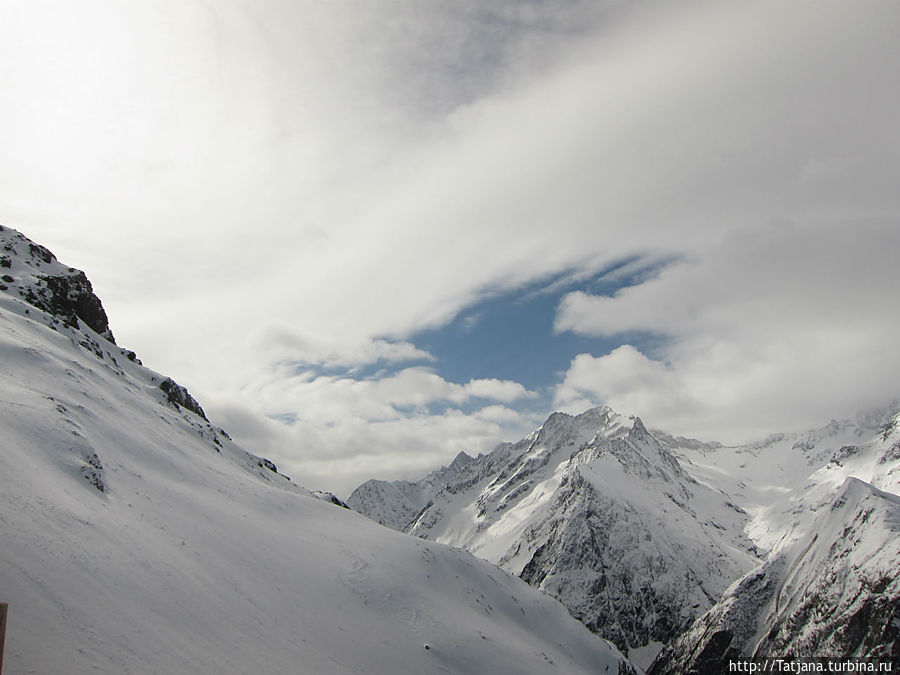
0 226 631 674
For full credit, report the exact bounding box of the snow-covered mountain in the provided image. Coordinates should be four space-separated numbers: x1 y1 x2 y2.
0 225 631 675
349 403 900 669
350 407 762 667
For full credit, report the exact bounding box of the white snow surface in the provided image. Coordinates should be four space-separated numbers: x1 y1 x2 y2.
0 226 630 675
649 412 900 669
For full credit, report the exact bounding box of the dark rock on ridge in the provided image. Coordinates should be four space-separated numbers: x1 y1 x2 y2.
159 377 209 421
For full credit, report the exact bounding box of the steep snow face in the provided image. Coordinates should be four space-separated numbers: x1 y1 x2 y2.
650 478 900 673
351 407 760 663
0 227 631 675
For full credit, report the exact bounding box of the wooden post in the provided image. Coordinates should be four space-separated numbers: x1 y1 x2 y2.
0 602 7 675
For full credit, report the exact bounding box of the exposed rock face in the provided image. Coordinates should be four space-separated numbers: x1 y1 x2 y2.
312 490 352 509
159 377 208 421
519 468 711 650
31 270 115 342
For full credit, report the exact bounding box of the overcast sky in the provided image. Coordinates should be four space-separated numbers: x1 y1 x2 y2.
2 0 898 496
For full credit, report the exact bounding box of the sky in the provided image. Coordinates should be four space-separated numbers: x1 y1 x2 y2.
1 0 899 496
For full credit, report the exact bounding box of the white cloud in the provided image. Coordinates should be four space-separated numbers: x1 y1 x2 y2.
474 404 528 425
554 220 900 442
257 327 434 369
15 0 899 371
236 366 534 423
462 378 536 403
201 365 537 495
208 395 535 498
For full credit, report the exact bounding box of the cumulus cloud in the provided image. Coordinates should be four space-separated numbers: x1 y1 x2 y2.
474 405 525 424
234 366 534 423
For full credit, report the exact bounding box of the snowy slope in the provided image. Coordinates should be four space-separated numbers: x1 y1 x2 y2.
350 407 760 667
0 225 631 675
649 477 900 672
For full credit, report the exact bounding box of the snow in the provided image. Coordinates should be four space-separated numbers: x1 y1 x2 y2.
0 226 630 675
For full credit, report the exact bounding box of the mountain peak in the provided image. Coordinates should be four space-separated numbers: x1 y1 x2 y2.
450 450 475 468
628 416 649 438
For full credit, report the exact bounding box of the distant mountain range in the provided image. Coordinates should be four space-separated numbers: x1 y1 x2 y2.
349 400 900 669
0 225 630 674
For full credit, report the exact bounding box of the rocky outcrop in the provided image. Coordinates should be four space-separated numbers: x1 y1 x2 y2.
0 225 116 343
31 270 115 342
159 377 208 421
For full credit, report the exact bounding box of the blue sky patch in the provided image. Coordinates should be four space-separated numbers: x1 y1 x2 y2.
408 256 674 395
